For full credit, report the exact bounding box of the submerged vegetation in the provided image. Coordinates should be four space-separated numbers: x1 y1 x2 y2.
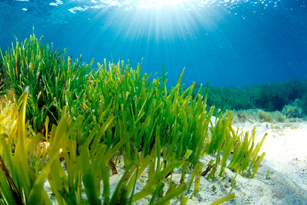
0 33 267 204
199 79 307 116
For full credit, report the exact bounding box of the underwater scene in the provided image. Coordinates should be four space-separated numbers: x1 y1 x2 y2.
0 0 306 204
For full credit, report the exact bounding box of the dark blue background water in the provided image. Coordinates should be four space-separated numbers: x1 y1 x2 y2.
0 0 306 87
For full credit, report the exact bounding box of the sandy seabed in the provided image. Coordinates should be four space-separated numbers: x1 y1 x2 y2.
108 120 307 205
45 119 307 205
221 120 307 205
134 120 307 205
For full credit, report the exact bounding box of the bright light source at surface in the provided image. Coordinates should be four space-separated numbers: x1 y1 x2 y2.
151 0 187 3
142 0 188 6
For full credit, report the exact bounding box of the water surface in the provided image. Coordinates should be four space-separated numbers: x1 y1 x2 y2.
0 0 306 87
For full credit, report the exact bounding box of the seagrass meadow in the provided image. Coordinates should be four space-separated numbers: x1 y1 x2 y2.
0 33 266 205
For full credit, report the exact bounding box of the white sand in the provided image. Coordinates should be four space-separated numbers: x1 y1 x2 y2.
225 120 307 205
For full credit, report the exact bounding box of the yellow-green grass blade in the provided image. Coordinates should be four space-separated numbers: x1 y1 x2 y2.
104 123 145 164
155 183 187 205
26 133 43 155
194 163 204 194
207 164 217 180
164 182 177 205
0 172 17 205
130 160 186 202
0 156 23 205
180 194 189 205
248 133 267 173
79 144 100 204
209 193 236 205
91 115 115 155
28 112 69 205
0 134 13 178
130 184 158 203
219 136 234 176
155 126 162 173
180 163 188 184
126 155 152 194
187 163 200 192
122 161 138 185
148 182 164 205
251 152 266 179
50 159 67 205
14 86 31 197
100 160 110 204
57 187 77 205
109 164 132 205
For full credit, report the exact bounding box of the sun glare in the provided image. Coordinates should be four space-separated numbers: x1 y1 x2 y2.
144 0 188 6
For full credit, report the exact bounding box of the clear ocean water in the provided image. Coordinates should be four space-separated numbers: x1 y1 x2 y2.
0 0 306 87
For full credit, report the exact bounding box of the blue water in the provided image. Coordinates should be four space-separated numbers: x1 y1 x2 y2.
0 0 306 87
